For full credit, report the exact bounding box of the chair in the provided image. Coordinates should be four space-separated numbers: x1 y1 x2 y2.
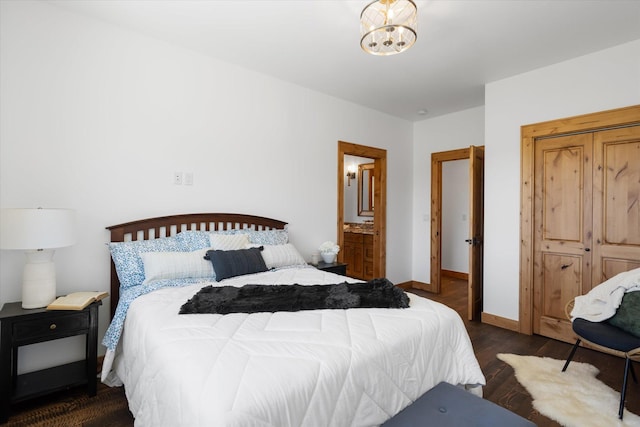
562 299 640 420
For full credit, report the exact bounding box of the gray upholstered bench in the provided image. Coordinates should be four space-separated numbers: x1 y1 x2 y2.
382 382 536 427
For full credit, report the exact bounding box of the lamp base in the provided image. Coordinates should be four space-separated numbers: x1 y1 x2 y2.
22 250 57 309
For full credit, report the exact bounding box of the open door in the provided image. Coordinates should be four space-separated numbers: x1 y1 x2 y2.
429 145 484 321
467 145 484 321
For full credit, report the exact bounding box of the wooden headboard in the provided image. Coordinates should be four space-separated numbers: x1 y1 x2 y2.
106 213 288 318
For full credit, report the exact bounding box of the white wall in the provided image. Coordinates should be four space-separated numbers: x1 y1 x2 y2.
0 1 414 372
412 106 485 282
442 160 469 273
483 39 640 320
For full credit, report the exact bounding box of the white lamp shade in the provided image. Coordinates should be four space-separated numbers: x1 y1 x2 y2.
0 208 76 250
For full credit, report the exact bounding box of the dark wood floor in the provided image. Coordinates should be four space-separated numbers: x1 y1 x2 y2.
6 277 638 426
410 275 640 426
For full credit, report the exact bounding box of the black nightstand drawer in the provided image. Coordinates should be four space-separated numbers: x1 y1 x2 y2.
13 312 89 344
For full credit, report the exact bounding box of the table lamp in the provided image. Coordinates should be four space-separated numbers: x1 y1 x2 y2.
0 208 76 308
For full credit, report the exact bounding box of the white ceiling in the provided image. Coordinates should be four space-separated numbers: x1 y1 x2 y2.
47 0 640 121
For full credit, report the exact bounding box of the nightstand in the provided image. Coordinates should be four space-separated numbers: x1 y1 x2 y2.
315 261 348 276
0 301 101 423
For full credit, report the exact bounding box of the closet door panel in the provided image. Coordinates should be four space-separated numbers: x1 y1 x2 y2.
533 134 592 339
593 126 640 284
540 147 584 242
541 253 582 319
602 259 640 280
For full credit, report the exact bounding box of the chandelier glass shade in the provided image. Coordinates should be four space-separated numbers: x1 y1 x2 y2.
360 0 417 56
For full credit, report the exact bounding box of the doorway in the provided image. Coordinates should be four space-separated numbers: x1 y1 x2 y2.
337 141 387 279
427 146 484 321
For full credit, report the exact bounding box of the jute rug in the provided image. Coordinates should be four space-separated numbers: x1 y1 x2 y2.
498 353 640 427
6 383 133 427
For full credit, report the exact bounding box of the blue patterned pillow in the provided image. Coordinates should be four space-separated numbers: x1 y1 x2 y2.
246 229 288 245
176 229 288 249
175 231 211 250
109 236 186 289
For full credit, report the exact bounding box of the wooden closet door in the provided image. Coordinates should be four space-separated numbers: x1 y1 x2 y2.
592 126 640 282
533 134 593 340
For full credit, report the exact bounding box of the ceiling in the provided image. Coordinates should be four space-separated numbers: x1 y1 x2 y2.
47 0 640 121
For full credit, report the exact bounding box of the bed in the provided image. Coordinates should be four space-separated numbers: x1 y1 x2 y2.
100 213 485 426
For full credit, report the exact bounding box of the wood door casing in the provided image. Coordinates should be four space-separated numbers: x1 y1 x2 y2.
337 141 387 280
427 146 484 321
427 148 470 294
533 133 593 340
520 104 640 338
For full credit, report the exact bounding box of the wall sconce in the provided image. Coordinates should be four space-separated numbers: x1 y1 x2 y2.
346 164 357 186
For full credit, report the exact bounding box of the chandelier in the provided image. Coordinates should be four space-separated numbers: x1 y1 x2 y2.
360 0 417 56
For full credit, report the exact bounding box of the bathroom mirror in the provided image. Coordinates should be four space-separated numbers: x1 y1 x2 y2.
358 163 374 217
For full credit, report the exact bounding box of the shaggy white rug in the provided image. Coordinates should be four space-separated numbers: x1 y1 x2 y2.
497 353 640 427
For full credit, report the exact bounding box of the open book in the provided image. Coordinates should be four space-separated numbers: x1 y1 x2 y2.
47 291 109 310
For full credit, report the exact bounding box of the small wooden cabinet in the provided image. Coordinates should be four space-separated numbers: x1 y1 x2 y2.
363 234 374 279
343 232 374 280
0 301 101 423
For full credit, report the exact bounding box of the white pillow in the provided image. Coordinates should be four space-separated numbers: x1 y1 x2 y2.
258 243 307 269
209 233 249 250
141 248 213 284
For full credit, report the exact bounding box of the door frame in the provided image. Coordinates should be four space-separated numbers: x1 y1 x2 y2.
427 146 484 320
519 104 640 335
337 141 387 278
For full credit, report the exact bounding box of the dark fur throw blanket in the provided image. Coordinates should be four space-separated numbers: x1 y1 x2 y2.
179 278 409 315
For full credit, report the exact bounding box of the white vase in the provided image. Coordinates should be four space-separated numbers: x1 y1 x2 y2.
321 252 336 264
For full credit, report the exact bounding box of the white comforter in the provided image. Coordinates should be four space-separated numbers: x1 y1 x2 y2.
109 267 485 426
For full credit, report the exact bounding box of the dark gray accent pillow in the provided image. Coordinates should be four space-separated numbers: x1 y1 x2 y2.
204 247 268 281
608 291 640 338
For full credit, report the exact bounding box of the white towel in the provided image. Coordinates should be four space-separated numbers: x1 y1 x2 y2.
571 268 640 322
